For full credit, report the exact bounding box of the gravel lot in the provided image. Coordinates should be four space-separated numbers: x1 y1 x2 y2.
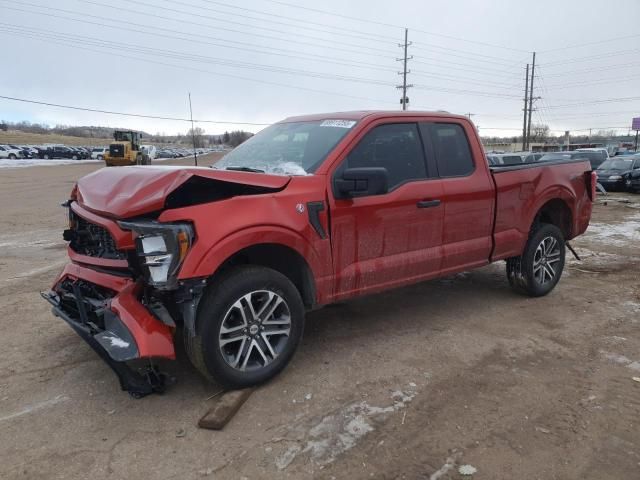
1 158 639 479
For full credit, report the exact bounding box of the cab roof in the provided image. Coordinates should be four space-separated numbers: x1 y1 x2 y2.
279 110 469 123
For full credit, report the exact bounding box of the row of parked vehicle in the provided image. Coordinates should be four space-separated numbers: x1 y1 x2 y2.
1 143 228 161
486 148 640 192
156 146 226 158
0 144 111 160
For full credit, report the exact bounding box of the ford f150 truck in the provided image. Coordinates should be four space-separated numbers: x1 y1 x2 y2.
42 111 596 397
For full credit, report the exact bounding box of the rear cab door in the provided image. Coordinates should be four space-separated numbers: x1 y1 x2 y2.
419 120 495 272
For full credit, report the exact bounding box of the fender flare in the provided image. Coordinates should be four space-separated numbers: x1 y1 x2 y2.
525 184 576 235
183 225 327 284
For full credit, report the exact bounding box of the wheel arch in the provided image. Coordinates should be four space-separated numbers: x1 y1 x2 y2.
213 243 317 309
531 197 573 239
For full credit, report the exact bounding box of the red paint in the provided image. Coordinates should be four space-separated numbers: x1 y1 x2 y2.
54 111 594 359
52 263 175 359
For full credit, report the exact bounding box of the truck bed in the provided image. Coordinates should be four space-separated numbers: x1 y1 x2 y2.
489 159 593 261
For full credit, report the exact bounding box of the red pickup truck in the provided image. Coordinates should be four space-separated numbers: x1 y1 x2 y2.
42 111 596 396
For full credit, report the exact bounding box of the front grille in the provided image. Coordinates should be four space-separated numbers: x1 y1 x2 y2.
66 213 127 260
109 144 125 158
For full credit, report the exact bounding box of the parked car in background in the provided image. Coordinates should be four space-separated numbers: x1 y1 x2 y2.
596 156 640 191
486 154 503 166
8 145 33 158
537 152 588 163
141 145 157 160
496 153 527 165
91 147 108 160
626 154 640 193
575 148 608 169
0 145 24 159
37 146 81 159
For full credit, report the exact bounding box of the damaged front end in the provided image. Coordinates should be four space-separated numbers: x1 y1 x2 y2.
42 202 205 398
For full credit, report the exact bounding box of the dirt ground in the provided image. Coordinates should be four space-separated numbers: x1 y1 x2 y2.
1 158 639 480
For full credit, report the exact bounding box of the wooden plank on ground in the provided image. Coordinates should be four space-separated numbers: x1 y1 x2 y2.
198 388 255 430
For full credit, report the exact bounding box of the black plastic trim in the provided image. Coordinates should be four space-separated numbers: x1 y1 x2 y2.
307 201 327 239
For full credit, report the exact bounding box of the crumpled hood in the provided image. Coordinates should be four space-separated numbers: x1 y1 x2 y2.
76 165 291 218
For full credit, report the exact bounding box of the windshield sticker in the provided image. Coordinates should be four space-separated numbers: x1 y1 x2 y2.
320 120 356 128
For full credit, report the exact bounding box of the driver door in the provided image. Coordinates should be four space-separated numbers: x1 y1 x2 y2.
328 122 444 300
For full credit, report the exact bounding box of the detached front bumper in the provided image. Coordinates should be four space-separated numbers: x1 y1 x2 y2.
42 263 176 397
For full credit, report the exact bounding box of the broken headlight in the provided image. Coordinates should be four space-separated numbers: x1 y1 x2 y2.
118 220 194 290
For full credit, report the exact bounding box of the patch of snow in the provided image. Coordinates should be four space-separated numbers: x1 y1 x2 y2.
430 455 459 480
459 464 477 476
275 445 301 470
585 215 640 246
275 386 417 468
0 159 99 169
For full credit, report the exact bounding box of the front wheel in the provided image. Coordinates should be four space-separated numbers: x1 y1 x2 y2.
97 155 103 160
72 155 78 160
8 154 16 159
185 266 305 388
43 154 49 159
506 223 566 297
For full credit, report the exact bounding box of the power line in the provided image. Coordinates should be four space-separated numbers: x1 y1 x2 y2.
539 48 640 67
258 0 531 53
543 96 640 109
7 0 398 61
537 61 640 78
0 24 399 87
0 95 273 125
78 0 401 58
0 3 400 73
148 0 401 44
539 32 640 53
0 31 392 104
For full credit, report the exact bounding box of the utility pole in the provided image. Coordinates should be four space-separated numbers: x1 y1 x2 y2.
188 92 197 166
396 28 413 111
526 52 536 151
522 64 529 151
465 113 475 120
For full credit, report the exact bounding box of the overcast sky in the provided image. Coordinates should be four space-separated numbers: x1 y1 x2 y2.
1 0 639 137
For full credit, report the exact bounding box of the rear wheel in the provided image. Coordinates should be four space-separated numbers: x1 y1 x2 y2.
185 266 305 388
8 154 16 159
507 223 565 297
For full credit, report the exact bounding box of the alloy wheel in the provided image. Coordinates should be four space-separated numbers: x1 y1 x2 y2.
218 290 291 371
533 236 561 285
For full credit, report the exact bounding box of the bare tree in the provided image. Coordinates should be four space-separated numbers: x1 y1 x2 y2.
530 124 550 143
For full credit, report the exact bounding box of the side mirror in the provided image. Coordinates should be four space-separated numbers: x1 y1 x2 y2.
334 167 389 199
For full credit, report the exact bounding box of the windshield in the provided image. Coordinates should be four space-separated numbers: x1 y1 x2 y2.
213 120 356 175
598 158 633 170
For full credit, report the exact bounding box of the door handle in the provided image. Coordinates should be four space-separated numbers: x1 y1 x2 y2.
417 199 441 208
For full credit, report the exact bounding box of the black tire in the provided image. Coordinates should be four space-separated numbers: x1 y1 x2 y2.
506 223 566 297
97 155 103 160
185 265 305 388
43 154 49 160
72 155 78 160
8 153 16 159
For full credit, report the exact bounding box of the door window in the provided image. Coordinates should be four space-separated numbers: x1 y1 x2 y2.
429 124 475 176
342 123 427 190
